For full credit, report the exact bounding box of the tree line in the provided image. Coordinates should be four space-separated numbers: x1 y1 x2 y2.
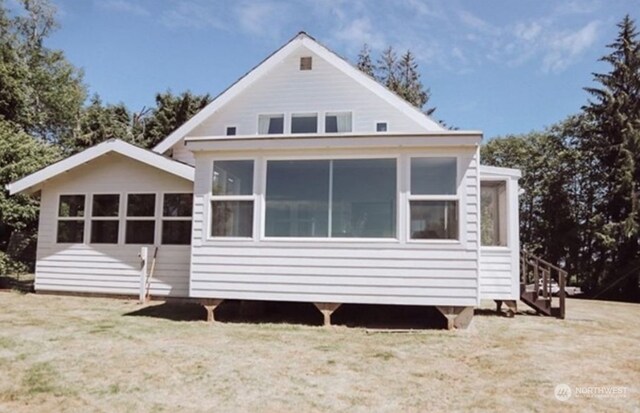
0 0 211 273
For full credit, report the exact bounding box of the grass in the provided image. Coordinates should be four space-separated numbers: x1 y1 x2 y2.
0 292 638 412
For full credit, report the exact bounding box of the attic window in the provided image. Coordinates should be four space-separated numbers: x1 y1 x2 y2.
226 126 237 136
300 56 312 70
376 122 388 132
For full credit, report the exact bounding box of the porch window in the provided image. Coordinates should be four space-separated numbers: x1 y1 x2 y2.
91 194 120 244
409 157 458 240
258 114 284 134
325 112 352 133
481 181 507 246
57 195 85 243
211 160 254 237
125 194 156 244
162 193 193 245
291 113 318 134
265 158 396 238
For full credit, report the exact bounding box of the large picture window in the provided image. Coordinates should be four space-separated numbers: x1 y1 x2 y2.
91 194 120 244
125 193 156 244
162 193 193 245
265 158 396 238
57 195 85 243
211 160 254 237
409 157 458 240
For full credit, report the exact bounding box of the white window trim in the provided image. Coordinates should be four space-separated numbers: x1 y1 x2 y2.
375 120 389 133
256 113 285 135
124 191 158 246
259 154 400 242
480 178 510 249
208 158 257 240
161 191 194 246
406 155 462 244
290 112 319 134
89 193 122 245
56 194 87 244
323 111 354 134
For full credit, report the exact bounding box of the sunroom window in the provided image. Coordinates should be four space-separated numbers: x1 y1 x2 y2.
409 157 458 240
211 160 254 237
325 112 352 133
291 113 318 134
258 114 284 134
57 195 85 243
162 193 193 245
91 194 120 244
265 159 396 238
125 193 156 244
481 181 507 246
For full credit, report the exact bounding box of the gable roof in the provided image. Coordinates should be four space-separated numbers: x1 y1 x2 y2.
7 139 194 195
153 32 444 154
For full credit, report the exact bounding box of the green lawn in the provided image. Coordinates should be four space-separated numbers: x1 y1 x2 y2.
0 291 638 412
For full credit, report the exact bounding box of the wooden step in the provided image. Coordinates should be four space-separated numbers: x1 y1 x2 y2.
520 291 553 316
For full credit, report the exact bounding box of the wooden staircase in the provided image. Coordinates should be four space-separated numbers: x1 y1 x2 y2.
520 250 566 319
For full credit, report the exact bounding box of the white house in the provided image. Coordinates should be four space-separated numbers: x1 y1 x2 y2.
7 32 523 329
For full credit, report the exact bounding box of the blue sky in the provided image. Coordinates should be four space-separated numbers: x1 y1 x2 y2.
30 0 639 138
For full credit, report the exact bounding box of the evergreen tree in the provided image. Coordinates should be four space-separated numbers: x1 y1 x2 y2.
580 15 640 300
356 43 374 77
397 50 434 114
376 46 399 92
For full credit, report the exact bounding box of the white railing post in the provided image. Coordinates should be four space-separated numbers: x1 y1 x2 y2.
139 247 148 304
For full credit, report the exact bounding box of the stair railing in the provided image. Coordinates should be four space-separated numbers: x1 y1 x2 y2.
520 250 566 319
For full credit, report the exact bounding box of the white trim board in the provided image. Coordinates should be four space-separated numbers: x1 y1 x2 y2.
7 139 195 195
152 32 447 155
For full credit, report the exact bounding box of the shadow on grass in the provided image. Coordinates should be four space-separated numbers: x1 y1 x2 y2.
0 275 34 293
125 300 447 329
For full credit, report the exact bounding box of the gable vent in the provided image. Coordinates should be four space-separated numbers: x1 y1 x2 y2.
300 56 312 70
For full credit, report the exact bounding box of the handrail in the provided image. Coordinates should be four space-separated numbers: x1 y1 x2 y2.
520 250 566 319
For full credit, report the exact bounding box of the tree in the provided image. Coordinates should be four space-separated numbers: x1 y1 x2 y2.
578 15 640 300
0 120 61 272
356 45 436 115
141 91 212 148
356 44 374 77
397 50 434 114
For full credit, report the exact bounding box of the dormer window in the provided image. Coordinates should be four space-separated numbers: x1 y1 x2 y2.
258 114 284 134
376 122 388 132
226 126 237 136
300 56 312 70
291 113 318 134
325 112 352 133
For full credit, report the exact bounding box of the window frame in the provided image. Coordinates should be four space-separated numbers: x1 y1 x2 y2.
480 178 510 249
225 126 237 136
375 121 389 133
208 158 258 240
89 193 122 245
56 194 87 244
259 154 400 242
161 191 193 246
124 192 158 245
406 155 461 244
324 111 353 134
257 113 285 135
290 112 319 134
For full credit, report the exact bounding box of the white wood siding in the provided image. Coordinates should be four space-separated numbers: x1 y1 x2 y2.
36 154 192 297
478 175 520 300
189 146 480 306
170 46 439 165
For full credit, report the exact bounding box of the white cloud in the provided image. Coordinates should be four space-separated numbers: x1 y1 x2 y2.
333 17 387 52
160 1 226 30
542 21 600 73
235 1 288 39
96 0 149 17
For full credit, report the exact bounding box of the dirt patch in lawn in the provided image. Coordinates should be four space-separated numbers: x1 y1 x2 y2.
0 292 638 412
